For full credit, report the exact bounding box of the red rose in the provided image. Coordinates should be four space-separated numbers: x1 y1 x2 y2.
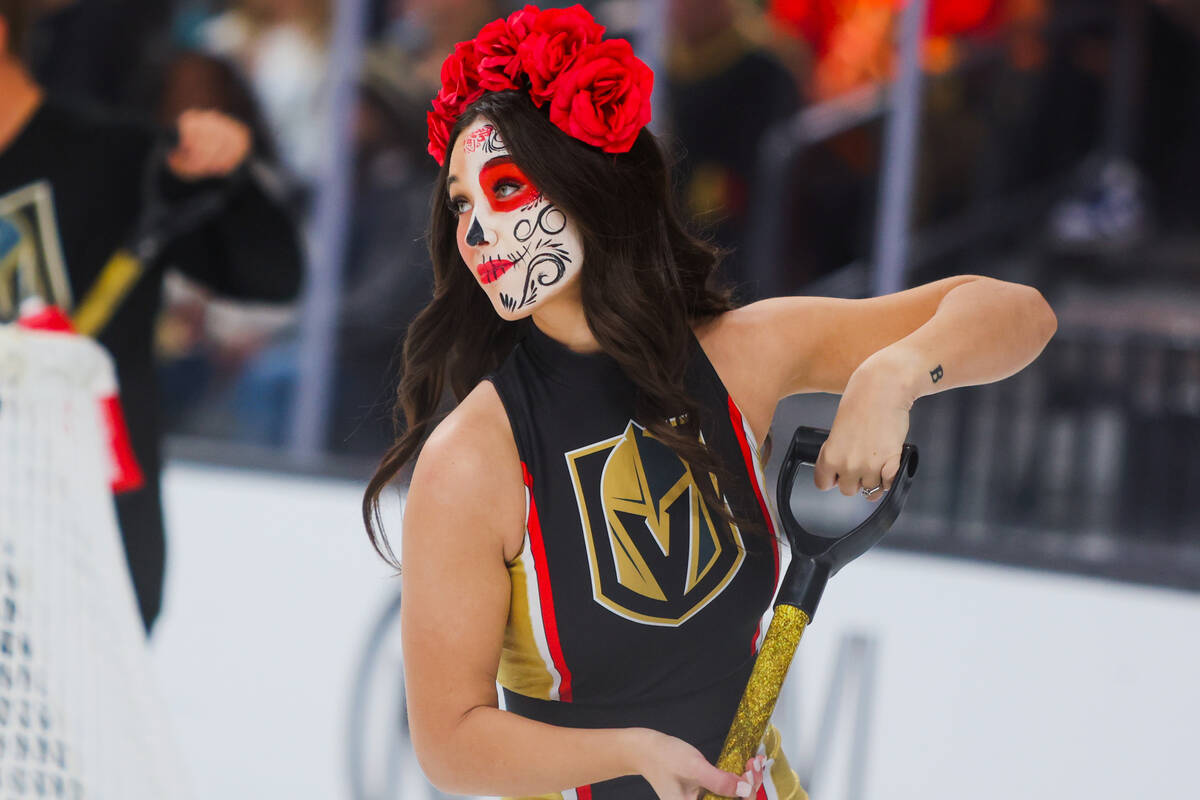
426 95 457 164
435 82 486 119
429 40 489 164
518 5 605 107
426 84 484 165
506 4 539 36
549 39 653 153
474 4 540 91
426 109 450 164
438 40 483 106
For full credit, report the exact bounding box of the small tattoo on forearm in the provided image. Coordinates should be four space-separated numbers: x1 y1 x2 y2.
930 364 944 383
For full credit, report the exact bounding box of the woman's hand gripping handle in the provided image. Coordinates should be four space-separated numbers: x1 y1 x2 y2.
631 728 766 800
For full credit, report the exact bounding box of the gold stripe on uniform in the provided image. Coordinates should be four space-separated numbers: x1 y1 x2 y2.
759 724 807 800
498 551 555 701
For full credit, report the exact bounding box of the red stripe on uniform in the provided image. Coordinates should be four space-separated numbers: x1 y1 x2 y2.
727 397 780 654
577 785 593 799
522 462 573 702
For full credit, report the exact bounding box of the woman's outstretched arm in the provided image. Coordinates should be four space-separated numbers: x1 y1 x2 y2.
399 382 753 799
698 274 1056 497
738 274 1055 401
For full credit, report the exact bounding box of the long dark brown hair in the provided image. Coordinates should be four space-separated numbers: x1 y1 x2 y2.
363 89 747 568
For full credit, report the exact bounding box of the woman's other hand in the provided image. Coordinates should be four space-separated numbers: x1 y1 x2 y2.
634 729 766 799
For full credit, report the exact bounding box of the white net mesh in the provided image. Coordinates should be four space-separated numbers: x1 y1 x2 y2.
0 324 189 799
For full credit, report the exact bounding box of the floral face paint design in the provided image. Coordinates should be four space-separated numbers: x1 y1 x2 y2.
447 119 584 319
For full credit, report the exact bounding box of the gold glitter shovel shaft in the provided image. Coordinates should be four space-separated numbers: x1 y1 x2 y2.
700 605 809 800
701 426 919 800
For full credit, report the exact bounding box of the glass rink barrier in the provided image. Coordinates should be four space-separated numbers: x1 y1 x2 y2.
771 280 1200 592
909 290 1200 588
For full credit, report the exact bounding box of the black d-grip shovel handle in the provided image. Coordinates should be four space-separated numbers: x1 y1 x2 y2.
773 426 919 620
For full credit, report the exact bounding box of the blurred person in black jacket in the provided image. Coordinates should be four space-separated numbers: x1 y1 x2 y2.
665 0 800 300
0 0 304 633
150 48 304 435
1144 0 1200 232
27 0 169 108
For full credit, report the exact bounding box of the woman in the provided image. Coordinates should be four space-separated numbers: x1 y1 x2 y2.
363 6 1056 799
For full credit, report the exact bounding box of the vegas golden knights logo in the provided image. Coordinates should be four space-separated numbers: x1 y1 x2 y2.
565 421 745 626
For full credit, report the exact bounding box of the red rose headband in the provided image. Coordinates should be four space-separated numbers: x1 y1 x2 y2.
426 4 654 165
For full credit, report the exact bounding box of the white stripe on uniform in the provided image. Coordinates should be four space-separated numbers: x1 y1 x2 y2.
521 483 563 700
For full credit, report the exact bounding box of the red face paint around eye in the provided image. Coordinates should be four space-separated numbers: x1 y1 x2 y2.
479 158 541 213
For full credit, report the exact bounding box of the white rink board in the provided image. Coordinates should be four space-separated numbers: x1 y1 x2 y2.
150 462 1200 800
785 551 1200 800
152 462 396 800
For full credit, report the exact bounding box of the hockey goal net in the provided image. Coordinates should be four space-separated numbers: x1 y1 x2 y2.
0 322 189 799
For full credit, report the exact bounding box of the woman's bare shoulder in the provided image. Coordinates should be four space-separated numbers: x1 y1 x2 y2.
422 380 514 457
692 303 785 354
408 380 525 561
692 308 782 441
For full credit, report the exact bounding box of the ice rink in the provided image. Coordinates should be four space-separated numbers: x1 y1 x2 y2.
152 460 1200 800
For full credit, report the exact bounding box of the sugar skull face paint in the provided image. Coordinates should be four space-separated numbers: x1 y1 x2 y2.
447 118 584 319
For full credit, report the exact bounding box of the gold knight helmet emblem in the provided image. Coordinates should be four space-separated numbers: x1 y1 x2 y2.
565 421 745 626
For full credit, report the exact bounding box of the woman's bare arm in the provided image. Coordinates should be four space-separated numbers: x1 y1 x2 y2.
400 382 747 798
703 275 1055 412
700 275 1056 497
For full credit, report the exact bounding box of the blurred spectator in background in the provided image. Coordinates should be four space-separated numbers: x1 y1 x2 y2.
27 0 170 108
747 0 893 296
0 0 304 631
769 0 1003 100
664 0 800 299
197 0 332 195
156 48 280 163
150 48 300 437
1096 0 1200 243
323 0 502 454
153 0 331 447
756 0 1054 295
1145 0 1200 232
778 0 895 101
328 46 438 455
375 0 499 92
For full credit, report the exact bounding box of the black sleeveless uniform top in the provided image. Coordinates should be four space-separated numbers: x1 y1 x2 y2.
486 321 784 800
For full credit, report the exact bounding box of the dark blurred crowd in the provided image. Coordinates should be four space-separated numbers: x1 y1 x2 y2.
21 0 1200 459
